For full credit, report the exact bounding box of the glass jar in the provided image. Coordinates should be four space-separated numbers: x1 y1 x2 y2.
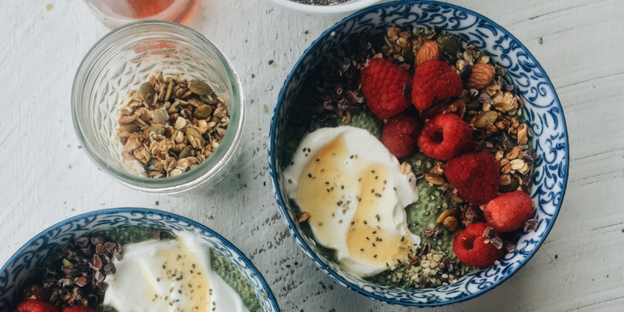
71 20 244 195
83 0 200 29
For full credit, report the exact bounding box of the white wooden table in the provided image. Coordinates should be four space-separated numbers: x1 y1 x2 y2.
1 0 622 311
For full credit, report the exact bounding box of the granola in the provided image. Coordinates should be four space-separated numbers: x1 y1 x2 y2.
115 72 229 178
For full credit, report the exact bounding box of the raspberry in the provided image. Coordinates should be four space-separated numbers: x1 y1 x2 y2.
417 114 474 160
411 60 463 110
445 152 499 205
453 223 504 267
381 113 421 157
62 308 96 312
484 191 534 232
361 58 412 119
14 300 58 312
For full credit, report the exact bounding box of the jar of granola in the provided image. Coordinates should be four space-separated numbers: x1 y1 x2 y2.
72 20 244 195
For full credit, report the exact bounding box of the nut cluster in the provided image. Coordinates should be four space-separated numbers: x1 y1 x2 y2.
116 72 229 178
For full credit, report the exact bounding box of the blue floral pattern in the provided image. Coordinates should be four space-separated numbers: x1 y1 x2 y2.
268 1 568 307
0 209 280 312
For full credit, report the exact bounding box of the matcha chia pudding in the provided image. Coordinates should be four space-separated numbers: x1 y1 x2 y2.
280 26 539 288
15 227 262 312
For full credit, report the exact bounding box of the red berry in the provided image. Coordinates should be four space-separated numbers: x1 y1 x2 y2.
14 300 58 312
417 114 474 160
484 191 534 232
361 58 412 119
453 223 504 267
446 152 500 205
381 113 421 157
411 60 463 111
62 307 97 312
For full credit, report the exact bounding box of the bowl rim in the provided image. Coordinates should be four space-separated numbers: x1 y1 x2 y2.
0 208 280 311
267 0 382 14
268 0 569 307
71 20 245 195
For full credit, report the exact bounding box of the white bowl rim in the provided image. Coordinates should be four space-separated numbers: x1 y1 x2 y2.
268 0 569 307
267 0 382 14
0 208 280 311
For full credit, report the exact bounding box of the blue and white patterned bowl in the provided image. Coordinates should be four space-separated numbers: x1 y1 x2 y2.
0 208 280 312
268 0 569 307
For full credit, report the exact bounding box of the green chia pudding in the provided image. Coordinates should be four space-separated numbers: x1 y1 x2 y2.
281 26 538 288
17 227 263 312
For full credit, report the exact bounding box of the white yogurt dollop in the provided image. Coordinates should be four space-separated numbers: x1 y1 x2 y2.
104 232 249 312
284 126 420 277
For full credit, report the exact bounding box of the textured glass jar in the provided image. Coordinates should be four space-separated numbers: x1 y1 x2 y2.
72 20 244 195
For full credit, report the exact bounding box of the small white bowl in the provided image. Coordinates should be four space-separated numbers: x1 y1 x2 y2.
267 0 382 14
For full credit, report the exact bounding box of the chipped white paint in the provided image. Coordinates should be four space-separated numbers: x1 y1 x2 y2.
0 0 623 311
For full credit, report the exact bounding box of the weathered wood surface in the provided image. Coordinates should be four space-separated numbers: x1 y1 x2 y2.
0 0 622 311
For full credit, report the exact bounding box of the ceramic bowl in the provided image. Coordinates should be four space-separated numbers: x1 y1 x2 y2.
269 0 569 307
267 0 382 15
0 208 280 312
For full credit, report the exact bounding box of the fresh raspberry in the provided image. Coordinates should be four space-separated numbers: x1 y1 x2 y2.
453 223 505 267
445 152 499 205
381 113 421 157
14 300 58 312
361 58 412 119
484 191 534 232
62 308 96 312
412 60 463 110
417 114 474 160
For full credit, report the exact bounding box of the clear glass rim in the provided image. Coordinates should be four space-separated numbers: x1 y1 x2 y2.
71 20 244 194
83 0 194 24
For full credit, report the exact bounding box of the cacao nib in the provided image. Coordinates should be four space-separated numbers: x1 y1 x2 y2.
75 277 88 287
103 263 116 276
524 219 539 232
95 244 104 255
103 242 116 253
113 249 123 261
504 241 516 253
423 229 435 237
90 236 104 246
458 65 472 81
490 236 504 250
153 229 162 240
90 255 102 271
95 281 109 292
74 237 89 248
483 226 496 239
59 278 72 288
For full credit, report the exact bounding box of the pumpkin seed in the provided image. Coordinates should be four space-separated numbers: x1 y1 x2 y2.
118 124 139 134
145 125 164 135
151 109 168 124
186 128 205 147
188 80 212 95
179 145 193 159
437 35 461 56
193 105 212 119
164 80 174 102
62 258 74 268
138 82 154 101
500 176 520 193
200 94 218 104
474 111 498 128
